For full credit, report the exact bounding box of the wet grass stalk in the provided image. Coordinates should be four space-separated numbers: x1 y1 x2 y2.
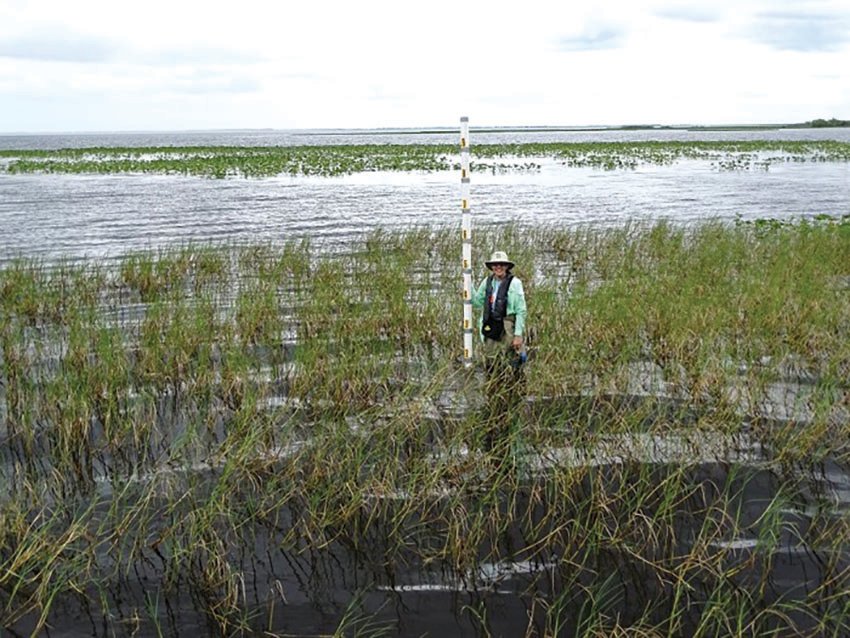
1 218 849 633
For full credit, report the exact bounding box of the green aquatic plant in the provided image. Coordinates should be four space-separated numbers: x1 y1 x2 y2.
1 219 849 635
2 140 849 178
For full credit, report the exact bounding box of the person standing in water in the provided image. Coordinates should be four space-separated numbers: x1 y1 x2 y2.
471 250 528 448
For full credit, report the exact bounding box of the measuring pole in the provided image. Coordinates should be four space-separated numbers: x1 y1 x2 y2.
460 116 473 368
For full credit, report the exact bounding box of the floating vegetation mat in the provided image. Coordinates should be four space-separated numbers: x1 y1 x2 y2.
1 140 850 177
2 218 850 636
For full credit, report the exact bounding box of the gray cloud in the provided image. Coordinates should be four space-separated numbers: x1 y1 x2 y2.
0 32 119 62
745 11 850 52
556 25 627 52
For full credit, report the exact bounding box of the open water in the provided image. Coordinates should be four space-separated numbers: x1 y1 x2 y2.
0 127 848 264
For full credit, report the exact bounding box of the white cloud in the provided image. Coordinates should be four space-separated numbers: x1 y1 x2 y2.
0 0 848 132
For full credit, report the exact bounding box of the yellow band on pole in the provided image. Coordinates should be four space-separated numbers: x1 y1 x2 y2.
460 116 473 367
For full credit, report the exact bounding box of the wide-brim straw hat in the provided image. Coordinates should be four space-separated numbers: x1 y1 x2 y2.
485 250 515 270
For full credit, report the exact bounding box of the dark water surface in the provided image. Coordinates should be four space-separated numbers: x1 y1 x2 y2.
1 128 849 264
10 446 850 637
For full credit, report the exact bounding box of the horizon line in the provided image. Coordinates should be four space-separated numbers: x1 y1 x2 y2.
2 119 847 136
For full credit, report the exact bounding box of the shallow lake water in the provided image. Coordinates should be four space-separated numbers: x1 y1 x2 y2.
1 128 849 264
11 450 849 637
3 342 849 635
2 128 850 635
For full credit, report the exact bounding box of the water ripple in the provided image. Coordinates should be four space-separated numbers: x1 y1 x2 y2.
1 158 848 264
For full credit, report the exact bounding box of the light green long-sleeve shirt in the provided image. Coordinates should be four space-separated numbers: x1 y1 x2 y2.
471 275 527 337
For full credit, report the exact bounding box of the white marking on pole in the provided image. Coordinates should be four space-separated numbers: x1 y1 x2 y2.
460 117 473 367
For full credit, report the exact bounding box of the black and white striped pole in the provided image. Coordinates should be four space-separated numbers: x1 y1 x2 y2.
460 116 473 368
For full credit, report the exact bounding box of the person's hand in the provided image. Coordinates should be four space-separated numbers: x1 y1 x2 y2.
512 335 523 351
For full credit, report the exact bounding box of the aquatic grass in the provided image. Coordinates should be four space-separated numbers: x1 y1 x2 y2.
2 140 849 178
1 218 850 634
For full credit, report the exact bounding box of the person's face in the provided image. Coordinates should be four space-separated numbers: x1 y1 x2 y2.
491 263 507 279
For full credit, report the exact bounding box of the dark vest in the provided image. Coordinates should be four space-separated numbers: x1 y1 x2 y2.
483 274 513 324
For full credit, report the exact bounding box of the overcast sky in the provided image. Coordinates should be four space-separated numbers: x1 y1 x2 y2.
1 0 848 133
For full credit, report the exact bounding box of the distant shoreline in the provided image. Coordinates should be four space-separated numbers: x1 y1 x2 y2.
303 120 850 136
3 120 848 138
